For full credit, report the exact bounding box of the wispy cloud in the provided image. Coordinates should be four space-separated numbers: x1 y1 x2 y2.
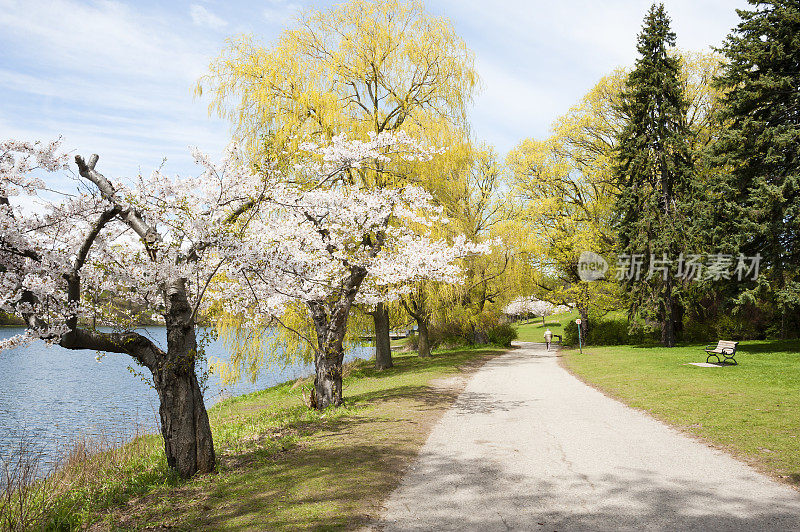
429 0 748 153
0 0 229 185
190 4 228 31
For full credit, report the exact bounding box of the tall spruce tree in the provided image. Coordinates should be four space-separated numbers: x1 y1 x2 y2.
614 4 694 347
713 0 800 337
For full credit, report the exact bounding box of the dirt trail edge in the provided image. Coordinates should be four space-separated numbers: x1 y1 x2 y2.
375 341 800 531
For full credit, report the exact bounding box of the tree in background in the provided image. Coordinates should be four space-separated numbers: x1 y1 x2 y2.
199 0 479 369
431 146 516 346
508 71 625 339
504 298 569 325
613 3 694 347
712 0 800 338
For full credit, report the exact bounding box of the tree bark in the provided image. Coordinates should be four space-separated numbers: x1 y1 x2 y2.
313 346 344 409
58 321 216 478
372 302 393 370
154 362 215 476
416 317 431 358
154 280 216 477
306 266 367 409
579 306 589 343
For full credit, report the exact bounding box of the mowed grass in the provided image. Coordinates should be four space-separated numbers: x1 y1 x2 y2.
78 346 505 530
514 310 580 342
563 340 800 484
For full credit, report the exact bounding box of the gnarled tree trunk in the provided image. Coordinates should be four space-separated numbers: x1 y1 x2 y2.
372 302 393 370
313 346 344 409
154 363 215 476
157 280 215 476
307 265 367 410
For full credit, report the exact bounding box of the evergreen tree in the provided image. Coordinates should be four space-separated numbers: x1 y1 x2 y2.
713 0 800 337
614 4 694 347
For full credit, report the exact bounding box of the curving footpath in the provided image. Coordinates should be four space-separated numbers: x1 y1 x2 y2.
377 342 800 531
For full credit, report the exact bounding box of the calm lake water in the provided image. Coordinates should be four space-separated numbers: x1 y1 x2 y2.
0 327 373 469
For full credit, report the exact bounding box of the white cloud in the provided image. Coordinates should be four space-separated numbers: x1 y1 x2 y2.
0 0 229 183
263 2 302 25
0 0 753 177
429 0 748 155
190 4 228 31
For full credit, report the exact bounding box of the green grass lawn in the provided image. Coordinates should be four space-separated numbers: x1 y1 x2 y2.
514 309 580 342
32 346 504 530
563 340 800 484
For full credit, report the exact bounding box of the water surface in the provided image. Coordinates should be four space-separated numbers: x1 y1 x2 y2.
0 326 372 468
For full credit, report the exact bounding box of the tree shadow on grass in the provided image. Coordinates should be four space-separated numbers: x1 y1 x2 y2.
172 383 462 531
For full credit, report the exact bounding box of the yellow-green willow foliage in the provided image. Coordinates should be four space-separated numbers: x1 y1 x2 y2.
199 0 480 376
210 302 372 385
421 144 524 339
198 0 479 159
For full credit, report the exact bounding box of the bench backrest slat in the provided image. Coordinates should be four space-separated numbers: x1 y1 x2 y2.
716 340 738 350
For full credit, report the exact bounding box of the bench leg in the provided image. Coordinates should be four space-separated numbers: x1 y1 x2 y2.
706 352 721 364
723 355 737 365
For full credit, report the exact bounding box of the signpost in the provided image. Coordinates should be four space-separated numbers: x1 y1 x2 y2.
575 318 583 354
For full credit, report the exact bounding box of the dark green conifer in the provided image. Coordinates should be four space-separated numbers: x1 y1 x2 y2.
614 3 694 347
713 0 800 337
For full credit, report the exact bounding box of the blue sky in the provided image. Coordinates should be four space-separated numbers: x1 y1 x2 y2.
0 0 748 183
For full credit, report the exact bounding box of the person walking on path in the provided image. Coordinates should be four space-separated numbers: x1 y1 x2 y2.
544 328 553 350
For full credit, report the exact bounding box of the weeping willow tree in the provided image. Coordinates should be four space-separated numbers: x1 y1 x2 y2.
198 0 480 371
210 303 371 393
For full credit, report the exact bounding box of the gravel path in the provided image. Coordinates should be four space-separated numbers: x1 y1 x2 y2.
377 342 800 531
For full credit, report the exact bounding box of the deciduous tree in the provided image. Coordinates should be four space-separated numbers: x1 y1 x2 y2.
199 0 479 368
0 139 267 477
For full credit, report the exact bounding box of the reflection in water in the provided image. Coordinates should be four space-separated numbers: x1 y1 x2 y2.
0 327 373 468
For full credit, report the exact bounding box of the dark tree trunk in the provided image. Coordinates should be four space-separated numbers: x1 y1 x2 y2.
579 306 589 342
662 274 676 347
313 346 344 408
673 300 684 340
372 302 393 370
157 280 216 477
472 324 488 345
154 364 215 476
306 266 367 410
56 292 217 479
416 317 431 358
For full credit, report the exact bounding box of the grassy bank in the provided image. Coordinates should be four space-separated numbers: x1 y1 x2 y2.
563 340 800 485
5 346 504 530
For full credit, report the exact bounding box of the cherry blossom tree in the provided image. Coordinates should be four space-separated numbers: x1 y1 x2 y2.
504 297 569 325
0 138 265 477
1 132 486 480
215 133 489 409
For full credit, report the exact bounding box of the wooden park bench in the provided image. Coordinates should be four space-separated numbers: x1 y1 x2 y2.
703 340 739 365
